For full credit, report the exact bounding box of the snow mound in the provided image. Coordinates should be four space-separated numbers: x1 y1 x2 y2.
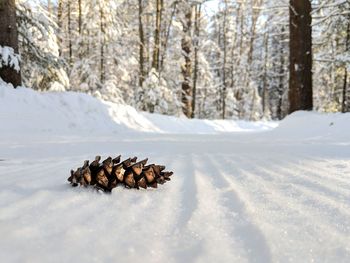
0 82 276 135
0 82 128 135
273 111 350 140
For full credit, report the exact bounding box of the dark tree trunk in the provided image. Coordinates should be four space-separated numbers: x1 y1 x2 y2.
57 0 63 56
288 0 313 114
152 0 162 71
0 0 22 87
342 15 350 113
78 0 82 35
181 5 193 118
342 69 348 113
77 0 83 60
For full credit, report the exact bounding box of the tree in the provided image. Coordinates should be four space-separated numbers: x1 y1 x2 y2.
289 0 313 113
311 0 349 112
138 0 146 87
192 4 201 118
152 0 162 71
16 0 68 91
221 0 228 119
341 14 350 113
0 0 22 87
180 1 193 118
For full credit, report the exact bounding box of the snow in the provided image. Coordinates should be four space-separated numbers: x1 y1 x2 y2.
0 45 21 72
0 81 276 135
1 83 350 262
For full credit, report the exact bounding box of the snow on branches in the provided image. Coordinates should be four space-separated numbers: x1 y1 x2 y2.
0 46 21 72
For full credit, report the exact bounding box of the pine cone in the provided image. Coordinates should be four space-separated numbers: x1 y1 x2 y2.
68 155 173 192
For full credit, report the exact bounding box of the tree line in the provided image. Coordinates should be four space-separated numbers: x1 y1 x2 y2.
0 0 349 119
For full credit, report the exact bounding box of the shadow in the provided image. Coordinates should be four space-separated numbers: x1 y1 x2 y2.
202 154 273 263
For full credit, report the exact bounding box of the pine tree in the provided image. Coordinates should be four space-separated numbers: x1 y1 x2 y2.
17 0 68 91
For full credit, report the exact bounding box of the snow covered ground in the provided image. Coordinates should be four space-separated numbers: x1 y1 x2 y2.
0 84 350 262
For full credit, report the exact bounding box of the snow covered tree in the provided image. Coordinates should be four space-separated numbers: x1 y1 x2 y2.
136 68 177 114
179 1 193 118
17 0 68 91
260 0 289 120
312 1 350 113
2 0 348 120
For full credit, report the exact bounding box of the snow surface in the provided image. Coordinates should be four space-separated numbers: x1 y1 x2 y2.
0 83 350 262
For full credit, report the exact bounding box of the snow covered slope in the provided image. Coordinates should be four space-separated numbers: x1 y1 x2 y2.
0 83 276 135
0 84 350 263
273 110 350 140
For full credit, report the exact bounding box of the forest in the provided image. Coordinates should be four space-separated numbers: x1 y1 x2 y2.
1 0 349 120
1 1 350 262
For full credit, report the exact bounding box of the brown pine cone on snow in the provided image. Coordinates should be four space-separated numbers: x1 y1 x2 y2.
68 155 173 192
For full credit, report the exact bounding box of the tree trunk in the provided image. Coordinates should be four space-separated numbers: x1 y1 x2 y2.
342 68 348 113
78 0 82 35
77 0 83 60
288 0 313 113
145 12 150 74
181 4 193 118
138 0 145 87
57 0 63 56
236 3 244 118
278 26 286 119
230 3 240 92
221 0 228 119
68 1 73 67
0 0 22 87
100 4 105 84
342 15 350 113
192 5 201 119
262 32 269 116
152 0 162 71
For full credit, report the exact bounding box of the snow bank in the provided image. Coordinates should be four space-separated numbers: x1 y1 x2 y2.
142 112 276 134
2 81 349 139
272 111 350 140
0 82 276 135
0 82 128 135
